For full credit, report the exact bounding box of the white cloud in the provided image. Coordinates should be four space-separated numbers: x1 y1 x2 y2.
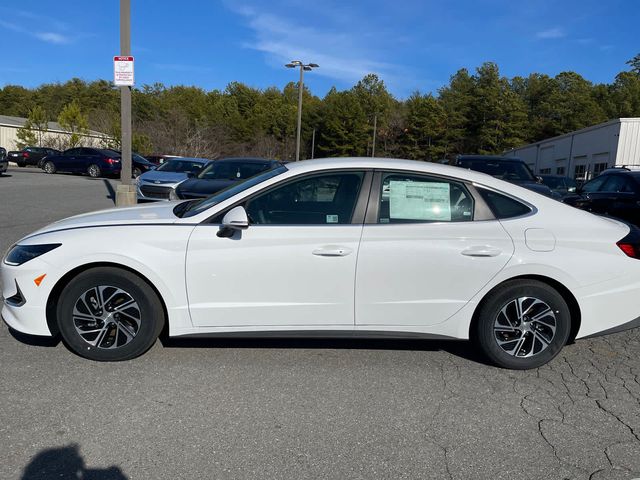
228 3 406 87
35 32 70 44
536 27 566 39
0 9 73 45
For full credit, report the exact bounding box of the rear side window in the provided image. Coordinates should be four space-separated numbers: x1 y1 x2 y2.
478 189 531 219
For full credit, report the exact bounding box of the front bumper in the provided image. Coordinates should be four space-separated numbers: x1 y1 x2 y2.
137 183 176 201
1 258 54 336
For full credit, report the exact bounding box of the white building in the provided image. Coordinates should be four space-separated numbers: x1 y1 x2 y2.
504 118 640 181
0 114 109 152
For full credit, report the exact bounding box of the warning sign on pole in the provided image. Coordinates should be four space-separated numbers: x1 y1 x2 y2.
114 56 134 86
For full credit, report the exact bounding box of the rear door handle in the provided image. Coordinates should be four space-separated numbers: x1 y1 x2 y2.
312 246 352 257
461 246 502 257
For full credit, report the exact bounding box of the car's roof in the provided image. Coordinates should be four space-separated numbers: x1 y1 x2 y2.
285 157 514 187
457 155 524 163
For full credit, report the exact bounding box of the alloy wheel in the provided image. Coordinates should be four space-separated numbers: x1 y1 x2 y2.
493 297 557 358
72 285 141 349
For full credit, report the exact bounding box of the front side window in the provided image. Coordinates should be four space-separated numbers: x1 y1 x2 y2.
245 172 364 225
379 173 473 223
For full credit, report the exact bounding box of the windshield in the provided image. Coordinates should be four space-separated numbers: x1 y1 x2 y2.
459 160 535 182
176 165 288 218
157 159 206 173
198 161 272 180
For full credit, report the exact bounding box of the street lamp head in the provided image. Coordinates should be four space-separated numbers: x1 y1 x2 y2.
303 66 312 71
290 60 302 65
308 63 319 68
285 63 295 68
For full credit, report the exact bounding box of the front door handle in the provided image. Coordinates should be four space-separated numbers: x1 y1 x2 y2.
461 246 502 257
312 246 352 257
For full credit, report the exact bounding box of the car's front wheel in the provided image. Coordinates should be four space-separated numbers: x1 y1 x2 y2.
57 267 165 361
473 279 571 369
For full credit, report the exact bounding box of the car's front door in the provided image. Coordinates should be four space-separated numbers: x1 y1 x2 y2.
185 170 370 328
355 171 514 327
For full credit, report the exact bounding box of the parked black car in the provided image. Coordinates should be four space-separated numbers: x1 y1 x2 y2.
42 148 122 178
176 158 282 199
7 147 61 168
539 175 578 198
563 170 640 226
0 147 7 175
455 155 554 197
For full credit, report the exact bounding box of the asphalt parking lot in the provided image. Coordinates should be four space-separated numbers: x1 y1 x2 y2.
1 166 640 480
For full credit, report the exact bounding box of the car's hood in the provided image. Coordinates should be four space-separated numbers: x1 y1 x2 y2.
177 178 234 197
138 170 188 184
25 202 181 239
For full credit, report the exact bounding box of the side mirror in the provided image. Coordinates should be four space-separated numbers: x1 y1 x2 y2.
536 176 544 184
217 206 249 237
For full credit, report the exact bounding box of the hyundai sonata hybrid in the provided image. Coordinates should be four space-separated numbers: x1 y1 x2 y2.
3 158 640 369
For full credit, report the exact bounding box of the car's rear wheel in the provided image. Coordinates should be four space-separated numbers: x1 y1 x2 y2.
87 164 101 178
473 279 571 369
57 267 165 361
43 161 56 174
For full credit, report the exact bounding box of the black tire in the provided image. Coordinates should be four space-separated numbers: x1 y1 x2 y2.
43 161 56 174
57 267 165 361
473 279 571 370
87 164 101 178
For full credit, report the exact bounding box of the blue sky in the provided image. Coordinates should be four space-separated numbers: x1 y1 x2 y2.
1 0 637 98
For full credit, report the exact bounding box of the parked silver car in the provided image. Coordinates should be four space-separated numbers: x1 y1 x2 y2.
136 157 212 200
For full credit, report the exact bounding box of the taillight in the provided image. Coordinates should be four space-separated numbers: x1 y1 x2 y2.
617 227 640 259
106 158 115 165
22 152 29 158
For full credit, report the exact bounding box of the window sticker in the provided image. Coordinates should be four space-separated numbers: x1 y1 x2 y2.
389 180 451 221
326 214 339 223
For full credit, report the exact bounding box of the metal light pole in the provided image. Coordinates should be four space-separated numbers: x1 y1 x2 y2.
285 61 318 161
115 0 136 206
311 128 316 159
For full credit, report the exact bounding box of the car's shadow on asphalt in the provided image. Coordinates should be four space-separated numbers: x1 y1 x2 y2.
8 328 61 347
160 335 492 366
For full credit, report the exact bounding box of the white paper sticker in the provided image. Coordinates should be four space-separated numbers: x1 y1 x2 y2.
389 180 451 221
326 214 339 223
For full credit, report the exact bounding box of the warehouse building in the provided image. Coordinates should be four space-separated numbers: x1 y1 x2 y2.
504 118 640 182
0 114 108 152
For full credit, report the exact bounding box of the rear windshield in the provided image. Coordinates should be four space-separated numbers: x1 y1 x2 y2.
99 149 121 157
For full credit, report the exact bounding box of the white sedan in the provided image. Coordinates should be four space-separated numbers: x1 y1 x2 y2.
3 158 640 369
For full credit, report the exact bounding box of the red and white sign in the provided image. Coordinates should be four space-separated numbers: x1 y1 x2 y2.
114 56 134 86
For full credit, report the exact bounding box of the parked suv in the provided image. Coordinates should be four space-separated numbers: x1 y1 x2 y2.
7 147 60 168
563 170 640 226
455 155 554 197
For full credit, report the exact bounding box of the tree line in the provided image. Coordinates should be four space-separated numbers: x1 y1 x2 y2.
2 55 639 160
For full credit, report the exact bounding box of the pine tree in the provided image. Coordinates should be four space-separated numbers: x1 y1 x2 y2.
57 100 89 148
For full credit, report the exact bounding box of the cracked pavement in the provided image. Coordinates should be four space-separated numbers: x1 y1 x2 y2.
1 167 640 479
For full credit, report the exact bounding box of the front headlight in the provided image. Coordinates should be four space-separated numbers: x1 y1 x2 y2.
3 244 62 266
169 188 179 201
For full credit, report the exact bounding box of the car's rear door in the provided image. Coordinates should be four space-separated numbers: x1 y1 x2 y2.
355 171 514 328
185 170 371 328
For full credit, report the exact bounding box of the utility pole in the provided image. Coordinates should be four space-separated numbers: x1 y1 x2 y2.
311 128 316 159
285 61 318 161
115 0 136 206
371 114 377 157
